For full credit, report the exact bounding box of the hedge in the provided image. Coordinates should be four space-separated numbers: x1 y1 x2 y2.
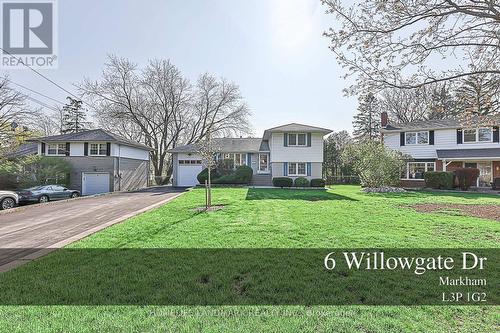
454 168 480 191
294 177 310 187
197 168 220 184
310 178 326 187
424 171 455 189
272 177 293 188
213 165 253 184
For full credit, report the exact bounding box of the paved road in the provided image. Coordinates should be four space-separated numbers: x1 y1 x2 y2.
0 187 186 270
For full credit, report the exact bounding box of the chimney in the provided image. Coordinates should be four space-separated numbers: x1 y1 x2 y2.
381 112 388 127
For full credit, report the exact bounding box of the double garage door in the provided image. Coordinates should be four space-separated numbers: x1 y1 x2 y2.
177 160 203 187
82 173 110 196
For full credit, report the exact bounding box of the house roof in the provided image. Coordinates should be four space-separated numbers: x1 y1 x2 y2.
262 123 332 139
382 115 500 132
3 142 38 158
28 129 153 151
437 148 500 159
168 138 268 153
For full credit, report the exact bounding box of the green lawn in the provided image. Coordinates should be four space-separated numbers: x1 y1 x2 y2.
0 186 498 332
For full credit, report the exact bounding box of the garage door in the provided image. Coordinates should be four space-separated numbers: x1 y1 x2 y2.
178 160 203 187
82 173 110 196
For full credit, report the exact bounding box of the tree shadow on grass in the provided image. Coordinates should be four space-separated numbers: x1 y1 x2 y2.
367 190 500 201
245 188 358 201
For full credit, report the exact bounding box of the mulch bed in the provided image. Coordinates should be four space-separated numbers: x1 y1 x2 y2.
408 204 500 222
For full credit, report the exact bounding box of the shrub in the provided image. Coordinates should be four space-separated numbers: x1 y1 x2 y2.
342 141 407 188
272 177 293 188
294 177 310 187
454 168 480 191
310 178 326 187
197 168 220 184
424 171 455 189
213 165 253 184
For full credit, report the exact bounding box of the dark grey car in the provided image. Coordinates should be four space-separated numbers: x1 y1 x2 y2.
18 185 80 204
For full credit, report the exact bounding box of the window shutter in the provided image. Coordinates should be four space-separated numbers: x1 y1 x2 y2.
106 143 111 156
429 131 434 145
65 142 70 156
283 133 288 147
400 132 405 146
284 162 288 176
493 126 499 143
247 154 251 165
84 142 88 156
307 133 311 147
457 129 463 144
41 142 46 155
307 162 311 176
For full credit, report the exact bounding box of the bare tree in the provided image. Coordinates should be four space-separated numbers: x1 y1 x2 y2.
197 130 221 209
80 55 251 184
323 0 500 102
455 73 500 116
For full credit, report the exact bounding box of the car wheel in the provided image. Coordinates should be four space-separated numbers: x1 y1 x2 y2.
70 192 79 199
1 197 15 210
39 195 49 203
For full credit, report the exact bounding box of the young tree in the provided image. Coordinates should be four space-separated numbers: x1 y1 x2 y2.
352 93 380 141
323 0 500 108
197 130 220 209
61 97 90 133
323 131 354 183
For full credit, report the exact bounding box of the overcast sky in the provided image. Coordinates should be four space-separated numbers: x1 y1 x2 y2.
4 0 357 136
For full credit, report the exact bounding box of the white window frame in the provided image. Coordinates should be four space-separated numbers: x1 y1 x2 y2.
402 162 435 180
405 131 429 145
288 162 307 176
463 128 493 143
219 153 248 168
288 133 307 147
47 143 67 156
89 143 108 156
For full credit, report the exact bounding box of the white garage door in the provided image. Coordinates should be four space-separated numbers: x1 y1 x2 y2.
82 173 110 196
178 160 203 187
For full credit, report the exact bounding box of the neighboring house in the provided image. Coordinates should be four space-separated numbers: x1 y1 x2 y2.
4 142 38 158
28 129 152 195
168 123 332 187
380 113 500 188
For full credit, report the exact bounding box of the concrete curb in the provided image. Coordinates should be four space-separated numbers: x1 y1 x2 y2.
0 191 186 273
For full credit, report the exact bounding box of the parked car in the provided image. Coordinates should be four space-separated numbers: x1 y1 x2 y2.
17 185 80 204
0 191 19 210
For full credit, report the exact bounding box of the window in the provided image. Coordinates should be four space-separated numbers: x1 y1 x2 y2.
221 153 247 167
463 128 493 143
47 143 66 155
90 143 107 156
179 160 202 165
288 162 307 176
403 162 435 180
288 133 307 146
405 131 429 145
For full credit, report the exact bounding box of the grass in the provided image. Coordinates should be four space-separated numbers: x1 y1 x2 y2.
0 185 498 332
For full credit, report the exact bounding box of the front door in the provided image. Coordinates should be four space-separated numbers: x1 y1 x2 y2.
258 154 269 174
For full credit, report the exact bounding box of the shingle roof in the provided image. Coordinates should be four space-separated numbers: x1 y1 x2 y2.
4 142 38 158
263 123 332 139
29 129 152 150
437 148 500 159
168 138 268 153
383 115 500 132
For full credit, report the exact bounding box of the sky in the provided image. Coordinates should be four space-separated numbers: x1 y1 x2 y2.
3 0 357 136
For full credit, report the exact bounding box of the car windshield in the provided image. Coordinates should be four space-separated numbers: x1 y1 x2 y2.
27 186 45 191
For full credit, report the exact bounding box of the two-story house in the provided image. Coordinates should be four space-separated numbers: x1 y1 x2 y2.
168 123 332 186
29 129 152 195
380 112 500 188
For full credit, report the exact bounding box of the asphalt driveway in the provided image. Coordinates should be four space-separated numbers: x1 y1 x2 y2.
0 187 186 271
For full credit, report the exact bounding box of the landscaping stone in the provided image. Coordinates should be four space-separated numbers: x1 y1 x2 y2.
362 187 407 193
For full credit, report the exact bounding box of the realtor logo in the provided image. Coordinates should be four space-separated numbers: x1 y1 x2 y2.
1 0 57 68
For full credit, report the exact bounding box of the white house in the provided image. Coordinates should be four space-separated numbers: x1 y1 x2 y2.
380 113 500 188
168 123 332 186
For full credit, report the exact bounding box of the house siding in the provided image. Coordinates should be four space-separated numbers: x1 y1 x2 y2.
270 133 324 162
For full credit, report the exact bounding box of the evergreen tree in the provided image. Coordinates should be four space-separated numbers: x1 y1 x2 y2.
61 97 90 133
352 93 380 141
456 74 500 116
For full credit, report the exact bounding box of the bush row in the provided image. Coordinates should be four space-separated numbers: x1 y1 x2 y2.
197 165 253 185
424 168 480 191
272 177 326 188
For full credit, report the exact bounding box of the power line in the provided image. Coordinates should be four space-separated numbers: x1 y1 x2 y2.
0 47 81 101
26 96 60 112
7 79 67 105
